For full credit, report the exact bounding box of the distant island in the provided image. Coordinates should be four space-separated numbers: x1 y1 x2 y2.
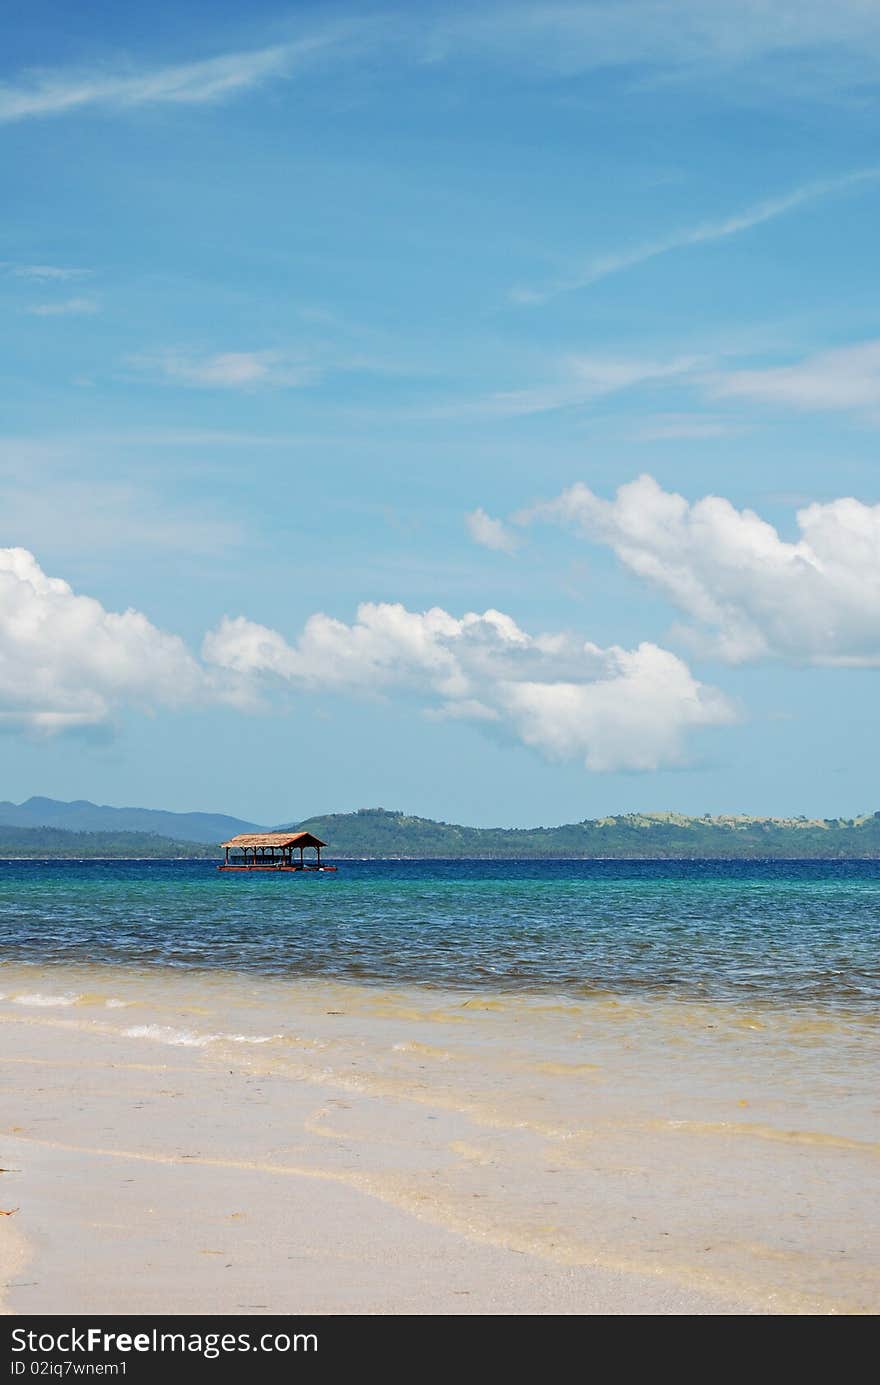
0 825 216 859
1 799 880 859
294 807 880 859
0 795 257 844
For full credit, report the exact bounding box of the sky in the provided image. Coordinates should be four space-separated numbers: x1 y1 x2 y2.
2 0 880 827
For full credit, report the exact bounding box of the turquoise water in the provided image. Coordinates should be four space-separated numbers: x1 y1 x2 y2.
0 859 878 1013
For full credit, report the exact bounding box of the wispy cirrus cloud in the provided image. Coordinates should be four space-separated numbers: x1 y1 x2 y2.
128 349 320 391
0 32 349 123
437 352 705 420
433 2 880 71
6 3 880 130
128 334 414 392
512 169 880 305
4 263 92 281
712 339 880 418
0 439 245 558
25 297 99 317
626 413 745 442
431 1 880 111
4 480 243 561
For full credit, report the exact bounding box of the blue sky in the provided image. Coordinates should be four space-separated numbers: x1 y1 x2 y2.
2 0 880 826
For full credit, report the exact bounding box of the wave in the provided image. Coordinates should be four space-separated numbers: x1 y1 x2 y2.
122 1023 278 1049
123 1023 215 1048
11 992 80 1008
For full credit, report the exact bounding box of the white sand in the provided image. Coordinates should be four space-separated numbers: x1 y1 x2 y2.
0 964 877 1315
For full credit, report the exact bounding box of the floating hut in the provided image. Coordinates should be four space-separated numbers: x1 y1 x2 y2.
218 831 335 872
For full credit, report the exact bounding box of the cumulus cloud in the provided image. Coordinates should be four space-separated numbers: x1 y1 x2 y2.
1 547 735 766
0 547 208 731
713 339 880 416
465 507 520 553
501 645 734 772
523 474 880 665
203 601 735 771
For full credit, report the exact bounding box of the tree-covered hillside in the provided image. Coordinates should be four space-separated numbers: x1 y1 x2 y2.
297 807 880 859
4 807 880 859
0 826 216 858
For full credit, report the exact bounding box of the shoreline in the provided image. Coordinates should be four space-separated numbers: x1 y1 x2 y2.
4 854 880 862
1 962 877 1315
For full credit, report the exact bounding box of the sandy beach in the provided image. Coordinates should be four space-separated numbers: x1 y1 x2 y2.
0 961 877 1316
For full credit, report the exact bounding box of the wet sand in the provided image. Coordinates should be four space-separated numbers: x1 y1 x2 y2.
0 963 877 1315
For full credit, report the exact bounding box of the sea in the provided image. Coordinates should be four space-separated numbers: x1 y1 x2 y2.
2 857 878 1313
0 857 877 1013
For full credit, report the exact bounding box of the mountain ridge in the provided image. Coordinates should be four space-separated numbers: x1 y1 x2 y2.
0 824 216 858
0 796 262 844
3 801 880 858
294 806 880 859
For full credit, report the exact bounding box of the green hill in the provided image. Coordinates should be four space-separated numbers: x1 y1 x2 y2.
0 825 216 858
3 807 880 860
296 807 880 859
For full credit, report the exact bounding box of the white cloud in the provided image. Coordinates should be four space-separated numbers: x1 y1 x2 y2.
0 437 249 561
5 3 880 132
627 413 742 441
0 548 209 731
433 3 880 91
129 350 319 390
203 601 735 771
442 352 704 420
0 547 737 764
0 36 345 123
8 264 92 281
713 339 880 416
502 646 734 772
26 297 98 317
0 476 244 561
523 474 880 666
465 507 520 553
513 170 880 304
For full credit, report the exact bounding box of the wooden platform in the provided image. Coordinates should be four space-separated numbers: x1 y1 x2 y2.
217 864 337 873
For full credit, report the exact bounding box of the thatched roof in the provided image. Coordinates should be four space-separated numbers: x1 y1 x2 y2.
221 831 326 849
